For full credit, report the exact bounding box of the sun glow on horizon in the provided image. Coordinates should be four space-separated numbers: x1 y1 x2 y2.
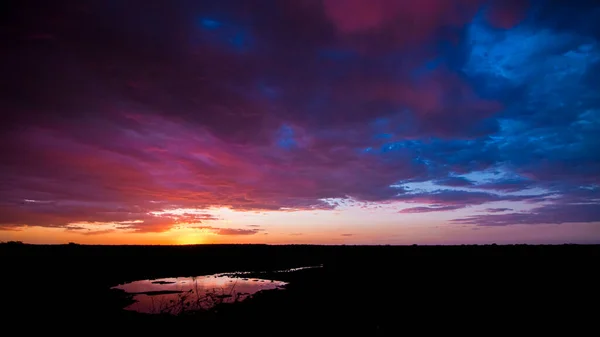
173 229 211 245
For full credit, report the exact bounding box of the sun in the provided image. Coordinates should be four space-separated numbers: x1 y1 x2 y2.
174 228 210 245
176 234 209 245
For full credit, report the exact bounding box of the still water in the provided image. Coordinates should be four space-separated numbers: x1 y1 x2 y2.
112 265 321 315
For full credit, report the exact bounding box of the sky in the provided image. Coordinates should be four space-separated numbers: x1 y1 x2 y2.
1 0 599 245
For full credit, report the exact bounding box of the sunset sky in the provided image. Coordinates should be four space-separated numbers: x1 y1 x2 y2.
1 0 599 245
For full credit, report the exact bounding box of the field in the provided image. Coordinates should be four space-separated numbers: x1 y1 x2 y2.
2 243 599 334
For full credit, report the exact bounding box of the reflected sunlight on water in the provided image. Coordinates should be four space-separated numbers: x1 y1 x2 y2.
112 265 322 314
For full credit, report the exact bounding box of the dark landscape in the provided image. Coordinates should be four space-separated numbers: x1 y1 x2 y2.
3 243 599 334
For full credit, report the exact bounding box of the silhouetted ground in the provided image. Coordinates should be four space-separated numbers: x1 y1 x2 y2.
2 243 599 334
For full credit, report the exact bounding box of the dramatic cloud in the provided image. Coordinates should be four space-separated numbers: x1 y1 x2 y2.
484 208 513 213
399 205 464 213
396 190 544 206
0 0 598 235
454 187 600 226
453 204 600 226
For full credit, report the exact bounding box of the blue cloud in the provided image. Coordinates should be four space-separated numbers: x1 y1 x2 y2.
196 16 254 53
276 124 297 150
200 18 222 30
451 7 600 188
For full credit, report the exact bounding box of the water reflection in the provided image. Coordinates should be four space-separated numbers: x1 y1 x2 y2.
113 276 286 314
112 265 322 315
216 265 323 277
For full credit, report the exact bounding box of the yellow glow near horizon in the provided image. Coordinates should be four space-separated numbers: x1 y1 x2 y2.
175 233 209 245
170 225 213 245
3 203 600 245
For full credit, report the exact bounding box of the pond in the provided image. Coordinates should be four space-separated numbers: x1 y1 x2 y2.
112 265 321 315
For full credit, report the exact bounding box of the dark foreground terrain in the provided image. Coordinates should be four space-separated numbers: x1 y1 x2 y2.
2 243 599 334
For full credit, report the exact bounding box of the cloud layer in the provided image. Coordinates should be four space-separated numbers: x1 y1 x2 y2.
1 0 599 233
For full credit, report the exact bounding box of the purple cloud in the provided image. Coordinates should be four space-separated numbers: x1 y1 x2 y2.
193 226 262 236
484 208 513 213
1 0 599 238
399 205 465 213
396 190 544 207
453 203 600 226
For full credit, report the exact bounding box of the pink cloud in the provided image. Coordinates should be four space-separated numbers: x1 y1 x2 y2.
322 0 482 38
0 0 544 235
193 226 262 236
322 0 527 38
485 0 529 29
